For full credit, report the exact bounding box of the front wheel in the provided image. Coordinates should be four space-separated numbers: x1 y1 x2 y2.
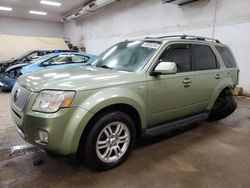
83 111 136 171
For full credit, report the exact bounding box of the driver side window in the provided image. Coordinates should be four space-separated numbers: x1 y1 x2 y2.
159 44 192 73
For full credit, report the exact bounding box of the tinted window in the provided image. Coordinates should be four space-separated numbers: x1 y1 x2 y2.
216 46 237 68
193 45 217 71
159 44 191 72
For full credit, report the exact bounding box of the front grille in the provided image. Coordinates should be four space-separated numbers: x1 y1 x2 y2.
11 84 31 111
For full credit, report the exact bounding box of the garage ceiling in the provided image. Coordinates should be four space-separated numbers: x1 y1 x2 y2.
0 0 90 22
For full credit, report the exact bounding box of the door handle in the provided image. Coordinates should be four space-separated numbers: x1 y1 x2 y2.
215 74 222 79
183 78 192 84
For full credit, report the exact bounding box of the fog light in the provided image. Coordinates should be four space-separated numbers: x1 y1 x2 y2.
38 130 48 143
0 81 4 87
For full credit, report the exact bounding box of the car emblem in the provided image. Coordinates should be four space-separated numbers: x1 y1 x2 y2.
14 88 20 102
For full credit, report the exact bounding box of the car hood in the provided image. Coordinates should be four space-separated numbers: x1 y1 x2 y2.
17 66 146 92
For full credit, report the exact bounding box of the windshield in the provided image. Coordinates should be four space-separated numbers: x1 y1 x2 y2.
93 41 162 72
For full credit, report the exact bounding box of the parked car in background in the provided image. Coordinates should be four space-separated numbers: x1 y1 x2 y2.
21 52 96 74
0 49 78 73
0 52 96 91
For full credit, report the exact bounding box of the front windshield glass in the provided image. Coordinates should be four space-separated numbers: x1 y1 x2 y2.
93 41 162 72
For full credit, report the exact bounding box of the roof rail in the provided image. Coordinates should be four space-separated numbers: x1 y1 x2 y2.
145 35 221 43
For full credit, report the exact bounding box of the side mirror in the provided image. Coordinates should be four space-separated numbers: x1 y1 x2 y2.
151 62 177 76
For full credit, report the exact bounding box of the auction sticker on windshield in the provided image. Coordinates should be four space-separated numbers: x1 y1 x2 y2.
141 42 160 49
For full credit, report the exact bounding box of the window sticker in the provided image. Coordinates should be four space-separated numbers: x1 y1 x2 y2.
141 42 160 49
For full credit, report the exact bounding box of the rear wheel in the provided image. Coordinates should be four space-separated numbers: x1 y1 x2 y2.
209 89 237 121
83 111 136 171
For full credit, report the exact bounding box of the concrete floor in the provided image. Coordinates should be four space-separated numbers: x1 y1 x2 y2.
0 92 250 188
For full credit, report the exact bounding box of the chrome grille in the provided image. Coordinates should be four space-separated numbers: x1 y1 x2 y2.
11 84 31 111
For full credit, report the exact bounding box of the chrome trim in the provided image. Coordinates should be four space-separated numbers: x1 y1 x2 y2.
10 83 32 128
11 84 31 112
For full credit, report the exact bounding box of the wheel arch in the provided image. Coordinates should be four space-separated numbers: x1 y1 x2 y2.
208 85 233 110
78 103 143 152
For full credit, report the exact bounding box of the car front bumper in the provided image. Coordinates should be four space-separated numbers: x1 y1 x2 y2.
10 88 93 155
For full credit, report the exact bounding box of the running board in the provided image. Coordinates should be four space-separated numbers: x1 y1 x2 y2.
144 113 209 137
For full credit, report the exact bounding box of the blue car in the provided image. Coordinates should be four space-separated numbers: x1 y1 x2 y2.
21 52 96 74
0 52 96 91
0 49 78 73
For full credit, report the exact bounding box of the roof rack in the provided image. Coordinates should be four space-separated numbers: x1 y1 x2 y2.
145 35 221 43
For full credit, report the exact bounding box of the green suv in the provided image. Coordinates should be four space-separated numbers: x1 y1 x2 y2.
10 35 239 170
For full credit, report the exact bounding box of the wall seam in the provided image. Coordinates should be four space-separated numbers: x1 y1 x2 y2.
212 0 218 38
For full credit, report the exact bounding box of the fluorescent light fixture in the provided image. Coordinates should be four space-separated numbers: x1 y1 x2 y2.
29 10 47 15
40 0 61 7
0 6 13 11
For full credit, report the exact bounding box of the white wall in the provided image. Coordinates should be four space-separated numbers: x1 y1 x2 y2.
0 16 63 38
63 0 250 91
63 20 82 47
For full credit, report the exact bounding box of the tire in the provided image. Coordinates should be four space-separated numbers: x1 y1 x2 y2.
209 91 237 121
83 111 136 171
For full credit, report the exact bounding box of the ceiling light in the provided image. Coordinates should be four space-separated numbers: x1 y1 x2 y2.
40 0 61 7
29 10 47 15
0 6 12 11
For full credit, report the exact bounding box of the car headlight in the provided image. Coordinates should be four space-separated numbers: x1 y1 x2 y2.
32 90 76 113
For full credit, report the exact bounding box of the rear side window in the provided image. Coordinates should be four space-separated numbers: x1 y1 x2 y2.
193 45 217 71
159 44 191 72
216 46 237 68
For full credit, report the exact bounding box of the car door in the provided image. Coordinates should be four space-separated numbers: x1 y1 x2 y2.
147 43 197 126
189 44 223 111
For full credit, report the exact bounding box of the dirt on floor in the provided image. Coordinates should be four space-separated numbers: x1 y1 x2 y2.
0 92 250 188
